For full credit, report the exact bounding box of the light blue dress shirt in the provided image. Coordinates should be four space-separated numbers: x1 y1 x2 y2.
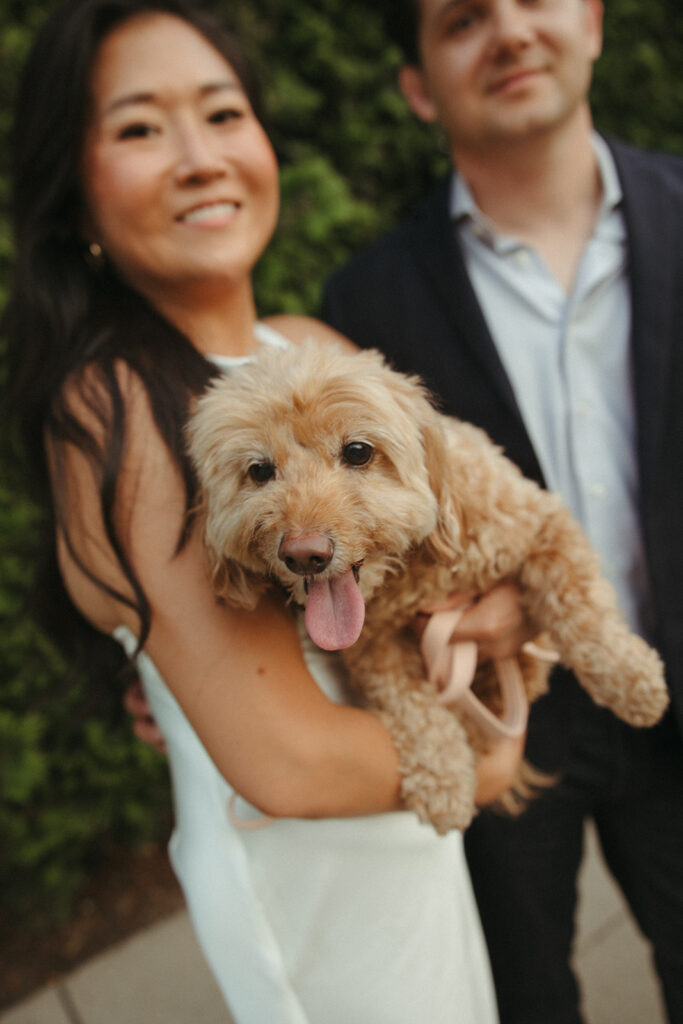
451 136 652 637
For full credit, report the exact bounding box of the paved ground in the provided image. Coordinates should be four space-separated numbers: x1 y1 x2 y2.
1 823 666 1024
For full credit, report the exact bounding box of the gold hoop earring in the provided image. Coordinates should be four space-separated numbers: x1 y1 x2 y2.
85 240 105 271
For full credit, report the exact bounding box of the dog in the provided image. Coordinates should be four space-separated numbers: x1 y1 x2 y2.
186 340 668 832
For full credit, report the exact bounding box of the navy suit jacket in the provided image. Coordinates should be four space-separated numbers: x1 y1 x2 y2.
322 139 683 733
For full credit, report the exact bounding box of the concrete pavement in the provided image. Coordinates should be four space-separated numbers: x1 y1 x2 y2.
1 823 666 1024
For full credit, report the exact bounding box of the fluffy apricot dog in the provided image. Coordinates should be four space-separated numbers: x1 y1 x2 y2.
187 341 668 832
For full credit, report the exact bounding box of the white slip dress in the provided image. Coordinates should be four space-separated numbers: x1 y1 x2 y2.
113 323 498 1024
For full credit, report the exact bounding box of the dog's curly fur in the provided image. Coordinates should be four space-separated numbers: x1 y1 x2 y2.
187 341 669 833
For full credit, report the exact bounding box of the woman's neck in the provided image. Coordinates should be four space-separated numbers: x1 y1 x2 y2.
150 279 259 359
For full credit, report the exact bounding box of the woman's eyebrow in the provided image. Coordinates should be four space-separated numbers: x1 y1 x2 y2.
434 0 476 24
103 80 243 116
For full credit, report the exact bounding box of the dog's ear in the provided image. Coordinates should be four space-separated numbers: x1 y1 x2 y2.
416 403 465 564
211 557 268 611
368 351 465 564
193 498 267 610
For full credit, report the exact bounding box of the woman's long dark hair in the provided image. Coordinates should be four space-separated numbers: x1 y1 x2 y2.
4 0 264 680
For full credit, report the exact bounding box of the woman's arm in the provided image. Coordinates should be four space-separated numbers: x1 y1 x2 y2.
124 584 530 808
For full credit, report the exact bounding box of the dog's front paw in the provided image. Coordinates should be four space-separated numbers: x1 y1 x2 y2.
401 763 478 834
611 642 669 727
376 695 478 834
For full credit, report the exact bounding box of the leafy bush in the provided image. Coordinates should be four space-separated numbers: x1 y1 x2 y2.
0 472 172 924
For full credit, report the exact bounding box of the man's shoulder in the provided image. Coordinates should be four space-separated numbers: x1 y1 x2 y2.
607 136 683 191
325 180 450 291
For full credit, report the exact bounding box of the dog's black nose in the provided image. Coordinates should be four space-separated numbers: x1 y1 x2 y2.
279 533 334 576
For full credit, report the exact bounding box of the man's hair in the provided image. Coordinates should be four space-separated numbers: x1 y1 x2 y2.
378 0 422 65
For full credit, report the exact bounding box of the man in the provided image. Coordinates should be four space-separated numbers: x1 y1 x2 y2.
321 2 683 1022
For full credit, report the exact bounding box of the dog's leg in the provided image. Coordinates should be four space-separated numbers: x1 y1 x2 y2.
376 692 478 833
443 427 668 728
344 636 479 833
514 504 668 727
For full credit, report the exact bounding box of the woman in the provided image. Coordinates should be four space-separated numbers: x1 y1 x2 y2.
5 1 526 1019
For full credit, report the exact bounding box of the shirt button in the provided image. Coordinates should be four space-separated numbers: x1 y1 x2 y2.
589 483 606 498
515 250 532 269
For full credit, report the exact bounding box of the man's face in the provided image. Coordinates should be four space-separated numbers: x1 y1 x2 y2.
400 0 603 157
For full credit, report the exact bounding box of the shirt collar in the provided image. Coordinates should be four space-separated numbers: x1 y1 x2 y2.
450 133 624 239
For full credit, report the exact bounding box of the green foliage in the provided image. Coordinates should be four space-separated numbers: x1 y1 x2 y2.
0 0 681 929
0 476 171 925
254 156 384 313
224 0 448 314
592 0 683 156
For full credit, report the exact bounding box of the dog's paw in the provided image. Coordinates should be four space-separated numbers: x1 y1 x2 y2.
583 637 669 727
610 664 669 728
376 695 478 833
401 764 478 834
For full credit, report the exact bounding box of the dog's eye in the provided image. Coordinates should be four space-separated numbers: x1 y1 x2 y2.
248 461 276 484
342 442 374 467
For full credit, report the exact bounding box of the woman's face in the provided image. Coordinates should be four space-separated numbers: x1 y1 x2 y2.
81 12 279 308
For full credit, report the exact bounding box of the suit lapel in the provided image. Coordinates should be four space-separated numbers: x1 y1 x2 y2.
610 141 678 486
409 180 545 482
410 181 523 418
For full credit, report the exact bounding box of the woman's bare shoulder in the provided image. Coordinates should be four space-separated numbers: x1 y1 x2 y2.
262 314 358 353
49 359 188 631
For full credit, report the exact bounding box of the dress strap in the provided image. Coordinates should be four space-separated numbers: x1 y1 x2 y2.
207 322 292 372
254 321 292 349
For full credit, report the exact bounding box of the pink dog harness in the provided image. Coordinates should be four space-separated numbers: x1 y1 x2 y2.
420 604 558 740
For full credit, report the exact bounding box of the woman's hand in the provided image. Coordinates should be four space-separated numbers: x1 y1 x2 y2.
414 583 533 807
414 583 534 662
474 732 526 806
123 679 166 752
451 584 535 661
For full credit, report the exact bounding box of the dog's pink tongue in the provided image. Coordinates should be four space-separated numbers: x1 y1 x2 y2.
304 571 365 651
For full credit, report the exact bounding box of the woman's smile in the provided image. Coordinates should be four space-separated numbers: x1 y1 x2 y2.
177 199 241 226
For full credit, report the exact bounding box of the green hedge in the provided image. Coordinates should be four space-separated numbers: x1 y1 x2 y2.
0 459 173 925
1 0 681 928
